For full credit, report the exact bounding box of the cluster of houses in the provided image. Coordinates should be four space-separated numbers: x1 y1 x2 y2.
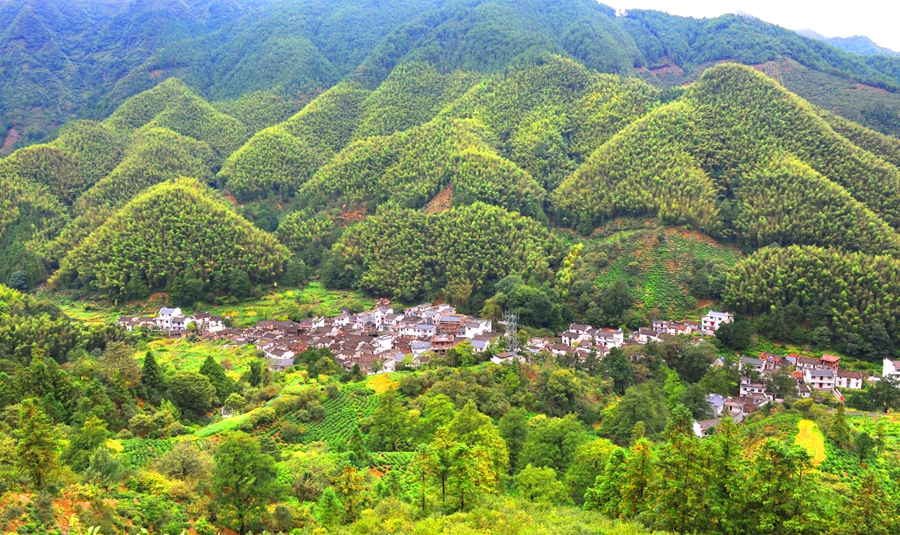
121 305 879 425
118 307 226 333
124 301 505 373
688 352 869 434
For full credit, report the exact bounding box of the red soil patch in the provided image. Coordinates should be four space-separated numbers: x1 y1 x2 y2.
423 184 453 214
855 83 889 94
3 123 22 150
339 206 368 225
696 299 714 309
149 69 165 79
650 63 684 77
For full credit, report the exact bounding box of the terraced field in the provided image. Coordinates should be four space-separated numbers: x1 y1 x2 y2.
257 383 378 448
577 226 742 318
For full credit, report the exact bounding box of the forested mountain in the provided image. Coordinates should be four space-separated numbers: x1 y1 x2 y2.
6 0 900 152
52 178 289 303
797 30 900 57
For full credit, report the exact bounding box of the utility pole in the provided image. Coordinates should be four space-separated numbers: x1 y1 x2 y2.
503 308 519 355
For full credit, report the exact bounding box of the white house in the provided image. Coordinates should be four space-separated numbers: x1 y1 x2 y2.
835 370 865 390
635 328 661 344
804 368 836 391
594 328 624 349
739 356 765 376
414 323 436 339
883 358 900 381
739 376 768 398
701 311 733 333
155 307 183 330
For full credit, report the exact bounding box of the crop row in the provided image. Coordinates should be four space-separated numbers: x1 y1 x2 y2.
121 438 174 468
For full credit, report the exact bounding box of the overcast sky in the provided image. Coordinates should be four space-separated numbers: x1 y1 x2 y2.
605 1 900 52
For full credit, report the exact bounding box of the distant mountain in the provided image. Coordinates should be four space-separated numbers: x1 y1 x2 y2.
797 29 900 57
6 0 900 153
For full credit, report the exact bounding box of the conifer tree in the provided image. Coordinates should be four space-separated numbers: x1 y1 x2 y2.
140 351 166 405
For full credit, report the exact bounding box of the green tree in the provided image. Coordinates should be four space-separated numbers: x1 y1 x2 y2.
366 389 412 451
600 347 634 394
85 446 125 490
829 404 852 448
516 464 572 505
199 355 235 402
715 318 754 351
564 438 617 505
140 351 166 405
97 341 141 387
14 399 59 489
167 371 216 422
248 360 262 387
498 407 529 474
583 447 627 517
212 432 283 535
315 487 344 527
228 270 253 300
7 271 28 292
518 414 587 474
61 415 109 472
602 382 668 444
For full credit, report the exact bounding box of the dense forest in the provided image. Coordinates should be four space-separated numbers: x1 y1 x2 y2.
5 52 900 352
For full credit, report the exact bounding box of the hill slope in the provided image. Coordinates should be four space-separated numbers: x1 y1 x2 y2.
552 64 900 257
52 178 288 301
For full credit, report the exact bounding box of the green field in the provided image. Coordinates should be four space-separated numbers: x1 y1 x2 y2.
45 282 373 327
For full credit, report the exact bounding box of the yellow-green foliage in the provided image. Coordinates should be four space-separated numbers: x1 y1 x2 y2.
816 107 900 170
354 62 481 138
105 78 250 158
334 202 566 300
219 84 371 201
75 127 216 212
299 117 546 218
276 212 336 253
725 245 900 340
689 64 900 229
0 120 126 204
444 56 660 189
552 102 722 234
0 284 120 363
734 156 900 255
0 162 68 244
41 128 219 261
53 178 288 298
212 90 307 133
553 63 900 257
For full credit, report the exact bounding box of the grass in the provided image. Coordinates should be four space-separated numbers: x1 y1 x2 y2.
139 338 259 380
795 419 827 465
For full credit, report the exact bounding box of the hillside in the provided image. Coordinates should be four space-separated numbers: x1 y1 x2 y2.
553 64 900 254
52 178 289 302
797 30 900 57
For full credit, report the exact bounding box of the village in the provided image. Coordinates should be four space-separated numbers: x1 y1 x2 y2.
119 302 885 436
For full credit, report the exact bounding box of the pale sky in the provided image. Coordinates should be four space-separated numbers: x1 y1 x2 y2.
605 1 900 52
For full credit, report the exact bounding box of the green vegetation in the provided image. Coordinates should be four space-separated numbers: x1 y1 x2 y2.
726 245 900 360
554 64 900 258
53 179 288 302
331 203 566 303
579 226 742 319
